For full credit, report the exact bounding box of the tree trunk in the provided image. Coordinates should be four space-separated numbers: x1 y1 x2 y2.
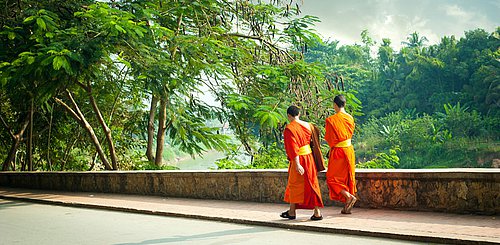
3 137 21 171
46 103 54 171
27 98 34 171
55 93 112 170
88 151 98 171
82 121 111 169
76 80 118 170
1 115 29 171
146 94 158 162
87 87 118 170
61 133 80 171
154 97 167 166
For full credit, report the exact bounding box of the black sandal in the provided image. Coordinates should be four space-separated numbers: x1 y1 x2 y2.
310 214 323 221
280 210 296 220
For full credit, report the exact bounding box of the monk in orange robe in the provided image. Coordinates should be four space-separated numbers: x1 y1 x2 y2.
280 105 324 221
325 95 357 214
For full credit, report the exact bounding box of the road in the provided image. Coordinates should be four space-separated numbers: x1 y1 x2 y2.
0 199 427 245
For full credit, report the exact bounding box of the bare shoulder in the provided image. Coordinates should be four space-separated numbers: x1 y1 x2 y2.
298 120 312 131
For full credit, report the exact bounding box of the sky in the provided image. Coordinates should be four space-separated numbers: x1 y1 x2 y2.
298 0 500 49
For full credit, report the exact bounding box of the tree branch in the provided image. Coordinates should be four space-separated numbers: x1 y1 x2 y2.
74 79 89 92
225 33 294 61
65 90 87 122
0 114 14 139
54 97 83 125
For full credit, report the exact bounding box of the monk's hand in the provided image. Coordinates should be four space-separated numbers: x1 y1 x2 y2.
296 163 304 175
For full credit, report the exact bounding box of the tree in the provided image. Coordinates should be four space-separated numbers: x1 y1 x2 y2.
2 0 337 170
402 31 428 49
0 1 94 170
1 1 148 170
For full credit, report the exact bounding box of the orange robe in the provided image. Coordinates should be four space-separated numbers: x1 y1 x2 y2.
283 121 324 209
325 112 356 203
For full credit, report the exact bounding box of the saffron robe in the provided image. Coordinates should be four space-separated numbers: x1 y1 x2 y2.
325 112 356 203
283 121 324 209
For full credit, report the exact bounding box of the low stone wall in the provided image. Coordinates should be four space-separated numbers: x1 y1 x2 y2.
0 169 498 214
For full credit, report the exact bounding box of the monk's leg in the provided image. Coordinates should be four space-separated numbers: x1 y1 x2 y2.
289 203 296 216
313 206 321 217
340 189 354 202
340 189 357 214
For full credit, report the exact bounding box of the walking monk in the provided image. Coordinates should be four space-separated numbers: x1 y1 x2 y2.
280 105 324 221
325 95 357 214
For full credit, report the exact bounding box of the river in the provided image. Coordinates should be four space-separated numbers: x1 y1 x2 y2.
167 150 226 170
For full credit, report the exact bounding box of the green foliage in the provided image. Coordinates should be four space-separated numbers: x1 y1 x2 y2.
1 1 498 171
356 108 498 168
304 28 499 169
282 15 322 51
437 103 483 138
250 143 289 169
215 143 288 169
354 29 500 120
357 147 400 169
166 103 231 156
253 104 287 129
214 158 246 170
132 161 180 170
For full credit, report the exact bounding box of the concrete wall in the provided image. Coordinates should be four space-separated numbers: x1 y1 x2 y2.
0 169 498 214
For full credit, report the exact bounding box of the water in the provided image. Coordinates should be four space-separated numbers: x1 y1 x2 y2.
168 150 226 170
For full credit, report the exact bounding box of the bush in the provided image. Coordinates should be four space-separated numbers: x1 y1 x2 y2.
437 103 483 138
214 158 246 169
250 143 288 169
357 147 400 169
131 161 180 170
356 107 498 168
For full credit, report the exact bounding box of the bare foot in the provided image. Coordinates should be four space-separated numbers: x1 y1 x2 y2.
343 196 357 214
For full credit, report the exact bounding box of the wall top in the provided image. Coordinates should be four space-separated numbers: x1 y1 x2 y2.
0 168 499 174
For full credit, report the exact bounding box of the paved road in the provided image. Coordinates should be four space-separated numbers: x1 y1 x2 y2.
0 199 425 245
0 187 498 244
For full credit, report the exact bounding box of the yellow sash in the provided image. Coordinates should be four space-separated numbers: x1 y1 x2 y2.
298 145 312 155
334 139 352 148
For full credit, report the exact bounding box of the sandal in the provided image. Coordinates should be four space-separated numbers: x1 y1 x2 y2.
341 196 357 214
280 210 296 220
310 214 323 221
